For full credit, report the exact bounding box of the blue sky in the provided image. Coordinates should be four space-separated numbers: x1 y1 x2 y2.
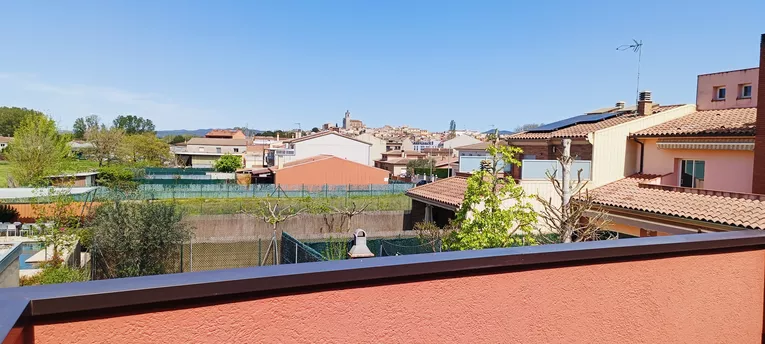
1 1 763 132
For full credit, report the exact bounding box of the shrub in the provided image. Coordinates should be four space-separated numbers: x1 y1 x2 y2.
89 201 193 279
0 204 19 222
213 154 242 173
97 165 138 191
20 259 89 286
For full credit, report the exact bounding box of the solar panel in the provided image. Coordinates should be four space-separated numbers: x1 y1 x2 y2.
528 113 619 133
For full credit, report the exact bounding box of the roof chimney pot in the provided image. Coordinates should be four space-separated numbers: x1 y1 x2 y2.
637 91 653 116
616 101 626 109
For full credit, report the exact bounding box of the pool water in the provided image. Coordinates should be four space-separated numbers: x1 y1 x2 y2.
20 242 45 269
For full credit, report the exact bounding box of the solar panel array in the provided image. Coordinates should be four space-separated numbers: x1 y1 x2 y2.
528 113 619 133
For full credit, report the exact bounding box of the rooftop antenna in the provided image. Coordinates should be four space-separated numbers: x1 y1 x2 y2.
617 39 643 106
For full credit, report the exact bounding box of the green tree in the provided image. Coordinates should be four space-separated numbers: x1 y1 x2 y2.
406 158 436 176
448 120 457 139
0 106 45 136
89 201 193 279
6 114 70 186
213 153 243 172
85 125 124 167
112 115 155 135
168 134 191 144
444 133 537 250
311 127 320 133
97 165 139 192
72 115 101 139
118 133 171 166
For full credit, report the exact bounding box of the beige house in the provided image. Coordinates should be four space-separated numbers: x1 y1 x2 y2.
175 138 247 168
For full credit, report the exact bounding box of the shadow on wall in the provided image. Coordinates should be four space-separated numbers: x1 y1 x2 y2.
185 211 414 242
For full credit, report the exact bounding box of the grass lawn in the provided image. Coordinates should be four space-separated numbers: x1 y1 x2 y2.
0 159 100 188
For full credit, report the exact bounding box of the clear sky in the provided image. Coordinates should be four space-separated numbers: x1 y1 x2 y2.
1 1 763 132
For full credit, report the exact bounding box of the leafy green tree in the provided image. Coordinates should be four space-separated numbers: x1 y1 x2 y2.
118 133 171 166
6 114 70 186
112 115 155 135
168 134 191 144
0 106 45 136
406 158 436 176
311 127 320 133
213 153 243 172
85 125 124 167
444 134 537 250
89 201 193 279
97 165 139 191
72 115 101 139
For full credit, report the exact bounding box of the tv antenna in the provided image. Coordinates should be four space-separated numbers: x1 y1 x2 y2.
617 39 643 106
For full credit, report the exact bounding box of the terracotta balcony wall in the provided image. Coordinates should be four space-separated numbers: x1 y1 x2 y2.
3 231 765 343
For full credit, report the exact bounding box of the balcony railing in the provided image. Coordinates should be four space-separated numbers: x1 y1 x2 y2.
3 231 765 343
521 159 592 180
458 155 512 174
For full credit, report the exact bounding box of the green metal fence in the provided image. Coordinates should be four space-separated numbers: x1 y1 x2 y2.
93 183 416 200
281 232 327 264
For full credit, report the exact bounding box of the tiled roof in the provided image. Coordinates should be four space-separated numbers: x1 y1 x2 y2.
509 105 683 140
376 158 414 165
405 176 468 210
382 150 426 156
283 131 371 145
634 107 756 137
455 142 492 150
205 129 243 137
187 138 247 146
588 175 765 230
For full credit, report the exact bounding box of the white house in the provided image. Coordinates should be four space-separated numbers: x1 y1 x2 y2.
442 135 480 150
267 131 371 167
176 138 247 168
355 133 387 165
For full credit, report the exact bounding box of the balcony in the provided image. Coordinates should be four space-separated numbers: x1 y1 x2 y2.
458 155 512 174
3 231 765 343
521 159 592 180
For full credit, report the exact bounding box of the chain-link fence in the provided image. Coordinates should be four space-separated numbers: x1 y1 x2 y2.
281 232 326 264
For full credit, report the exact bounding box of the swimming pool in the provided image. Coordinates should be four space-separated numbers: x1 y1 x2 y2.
20 242 45 269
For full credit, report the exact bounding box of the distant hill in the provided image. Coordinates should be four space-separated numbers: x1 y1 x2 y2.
156 128 264 138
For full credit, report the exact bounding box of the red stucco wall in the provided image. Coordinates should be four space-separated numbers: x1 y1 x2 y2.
34 250 765 343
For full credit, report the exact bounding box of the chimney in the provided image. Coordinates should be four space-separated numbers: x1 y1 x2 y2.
637 91 653 116
752 33 765 194
615 101 626 109
276 133 280 141
348 229 374 258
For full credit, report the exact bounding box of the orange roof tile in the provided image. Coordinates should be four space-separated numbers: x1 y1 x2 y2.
634 107 756 137
509 105 683 140
588 174 765 230
405 176 468 210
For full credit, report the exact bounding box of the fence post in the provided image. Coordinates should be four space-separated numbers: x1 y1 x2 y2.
347 184 350 199
200 183 203 198
325 184 328 198
369 184 372 196
301 184 304 198
180 244 184 273
295 242 298 263
227 183 230 199
258 238 262 266
190 238 193 272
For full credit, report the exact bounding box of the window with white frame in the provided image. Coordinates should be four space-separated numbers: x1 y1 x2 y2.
740 84 753 98
680 160 705 188
714 86 726 100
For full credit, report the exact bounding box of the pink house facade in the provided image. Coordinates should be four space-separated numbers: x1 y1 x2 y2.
631 66 759 194
639 138 754 193
697 67 758 111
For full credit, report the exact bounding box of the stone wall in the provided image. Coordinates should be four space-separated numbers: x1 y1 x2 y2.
185 210 413 242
